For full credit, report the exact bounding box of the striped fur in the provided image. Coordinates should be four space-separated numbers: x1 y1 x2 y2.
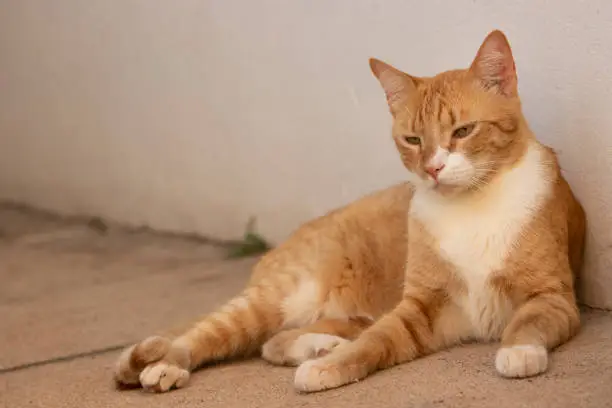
113 30 586 395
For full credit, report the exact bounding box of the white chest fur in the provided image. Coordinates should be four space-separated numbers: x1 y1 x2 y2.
409 144 553 337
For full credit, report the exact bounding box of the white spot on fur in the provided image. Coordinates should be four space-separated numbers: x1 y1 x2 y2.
428 147 450 171
410 143 552 338
495 345 548 378
288 333 349 362
438 151 476 186
282 280 322 327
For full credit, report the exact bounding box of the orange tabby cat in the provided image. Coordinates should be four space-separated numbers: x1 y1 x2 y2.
113 30 586 394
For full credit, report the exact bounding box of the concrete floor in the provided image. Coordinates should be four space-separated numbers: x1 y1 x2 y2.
1 205 611 408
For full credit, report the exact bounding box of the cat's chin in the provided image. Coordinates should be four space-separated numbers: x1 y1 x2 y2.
410 177 464 197
426 182 466 197
409 174 469 196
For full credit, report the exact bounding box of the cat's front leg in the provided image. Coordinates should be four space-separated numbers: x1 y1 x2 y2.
495 284 580 378
293 289 446 393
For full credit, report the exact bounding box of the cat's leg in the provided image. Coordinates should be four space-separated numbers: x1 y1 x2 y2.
261 317 372 366
113 281 288 393
293 289 448 393
495 287 580 379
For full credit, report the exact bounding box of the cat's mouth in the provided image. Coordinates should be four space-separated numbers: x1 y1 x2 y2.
415 173 468 195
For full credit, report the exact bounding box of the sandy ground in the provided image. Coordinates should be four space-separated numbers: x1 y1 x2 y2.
1 205 611 408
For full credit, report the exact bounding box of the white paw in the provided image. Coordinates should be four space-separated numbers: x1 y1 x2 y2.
139 361 190 393
288 334 350 362
495 345 548 378
294 359 336 393
113 336 192 393
114 336 171 386
294 348 362 394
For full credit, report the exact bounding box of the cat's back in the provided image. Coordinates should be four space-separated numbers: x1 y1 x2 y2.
287 183 413 251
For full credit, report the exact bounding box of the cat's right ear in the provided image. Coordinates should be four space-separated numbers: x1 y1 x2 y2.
369 58 416 116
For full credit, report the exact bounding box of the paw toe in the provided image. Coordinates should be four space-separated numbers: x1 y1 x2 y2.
294 358 347 393
140 362 190 393
294 360 327 392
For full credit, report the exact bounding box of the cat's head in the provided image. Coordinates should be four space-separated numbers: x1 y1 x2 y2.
371 30 529 196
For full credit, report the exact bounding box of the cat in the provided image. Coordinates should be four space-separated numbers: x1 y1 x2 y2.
113 30 586 394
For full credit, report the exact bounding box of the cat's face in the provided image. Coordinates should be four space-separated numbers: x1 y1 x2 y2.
371 31 527 196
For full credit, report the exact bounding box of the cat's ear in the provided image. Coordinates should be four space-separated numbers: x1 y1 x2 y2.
470 30 517 97
369 58 416 116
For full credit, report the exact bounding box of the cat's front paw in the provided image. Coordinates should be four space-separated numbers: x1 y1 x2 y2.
495 345 548 378
293 344 366 394
294 358 348 393
113 336 191 393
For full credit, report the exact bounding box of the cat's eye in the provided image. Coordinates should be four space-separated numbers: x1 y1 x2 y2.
402 136 421 146
452 123 476 139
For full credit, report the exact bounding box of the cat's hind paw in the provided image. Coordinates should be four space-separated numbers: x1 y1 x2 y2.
113 335 191 393
139 361 190 393
262 332 349 366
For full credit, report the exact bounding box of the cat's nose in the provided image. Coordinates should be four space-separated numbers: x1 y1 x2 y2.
425 164 445 180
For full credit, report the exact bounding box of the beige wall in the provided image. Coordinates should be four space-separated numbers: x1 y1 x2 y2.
1 1 611 307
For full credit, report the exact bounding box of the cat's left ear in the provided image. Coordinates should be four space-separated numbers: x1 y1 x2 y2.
470 30 517 97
